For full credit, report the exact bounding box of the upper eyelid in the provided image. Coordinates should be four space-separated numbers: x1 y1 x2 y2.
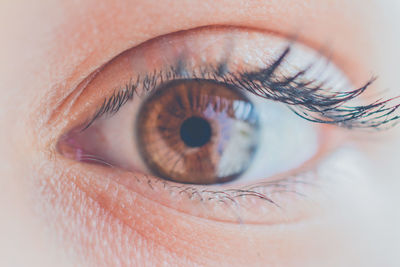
82 45 399 131
50 25 399 141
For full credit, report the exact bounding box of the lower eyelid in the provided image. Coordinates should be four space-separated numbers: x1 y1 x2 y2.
57 124 340 225
40 161 310 265
37 132 373 266
59 157 317 225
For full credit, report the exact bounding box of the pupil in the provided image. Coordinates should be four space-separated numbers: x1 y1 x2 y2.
180 116 212 147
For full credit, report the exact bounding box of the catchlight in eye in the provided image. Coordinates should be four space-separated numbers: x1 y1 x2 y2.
136 79 259 185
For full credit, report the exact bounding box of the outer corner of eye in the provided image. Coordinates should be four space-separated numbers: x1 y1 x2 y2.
56 25 378 225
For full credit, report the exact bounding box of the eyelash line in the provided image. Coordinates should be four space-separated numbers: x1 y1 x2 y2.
134 170 316 211
67 45 400 220
83 45 400 131
69 145 323 223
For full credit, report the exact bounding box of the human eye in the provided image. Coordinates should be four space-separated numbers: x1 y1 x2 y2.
55 26 399 224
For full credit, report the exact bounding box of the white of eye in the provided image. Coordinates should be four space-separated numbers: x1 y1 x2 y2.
230 98 319 184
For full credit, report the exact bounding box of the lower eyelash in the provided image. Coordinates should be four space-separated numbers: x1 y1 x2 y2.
62 140 313 213
73 149 309 205
59 131 328 224
85 45 400 131
129 168 319 224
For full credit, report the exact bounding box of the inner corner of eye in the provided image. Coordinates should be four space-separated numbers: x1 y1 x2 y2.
58 26 337 187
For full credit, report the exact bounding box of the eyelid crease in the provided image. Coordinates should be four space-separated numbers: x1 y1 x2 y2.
83 45 400 131
46 66 104 130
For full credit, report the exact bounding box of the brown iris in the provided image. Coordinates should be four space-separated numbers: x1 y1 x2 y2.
137 79 259 184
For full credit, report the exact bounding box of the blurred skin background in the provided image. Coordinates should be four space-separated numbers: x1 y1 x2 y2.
0 0 400 266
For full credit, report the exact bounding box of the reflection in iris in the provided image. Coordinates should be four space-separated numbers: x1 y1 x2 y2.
136 79 260 184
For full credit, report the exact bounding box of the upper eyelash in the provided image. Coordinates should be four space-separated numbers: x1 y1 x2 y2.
74 45 400 213
84 45 400 130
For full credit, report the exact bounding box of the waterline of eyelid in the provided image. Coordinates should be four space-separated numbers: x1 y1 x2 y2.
97 144 367 224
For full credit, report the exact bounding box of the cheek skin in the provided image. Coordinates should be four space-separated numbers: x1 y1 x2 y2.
32 149 387 267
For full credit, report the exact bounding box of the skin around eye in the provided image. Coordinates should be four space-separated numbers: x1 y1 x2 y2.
2 1 400 267
57 26 352 224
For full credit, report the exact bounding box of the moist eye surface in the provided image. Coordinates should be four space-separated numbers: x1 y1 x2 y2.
136 79 259 185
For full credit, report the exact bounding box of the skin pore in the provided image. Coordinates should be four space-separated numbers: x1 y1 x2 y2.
0 0 400 266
